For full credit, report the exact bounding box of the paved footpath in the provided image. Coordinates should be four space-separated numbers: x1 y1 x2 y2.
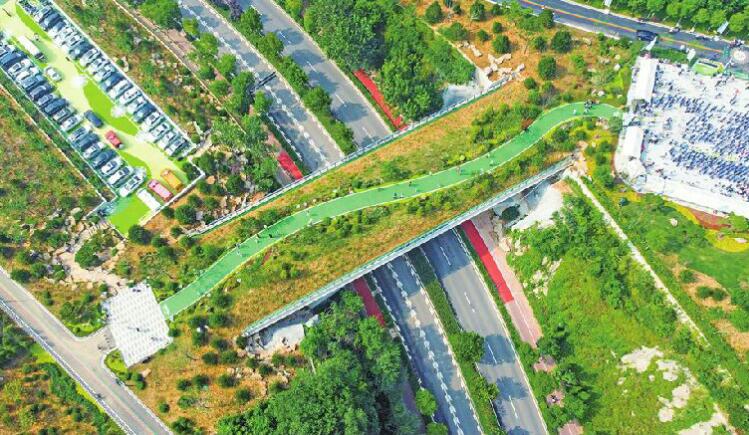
160 103 620 318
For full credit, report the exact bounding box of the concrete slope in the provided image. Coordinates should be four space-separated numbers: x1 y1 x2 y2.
422 231 547 435
0 269 169 435
179 0 344 170
244 0 391 146
371 257 481 434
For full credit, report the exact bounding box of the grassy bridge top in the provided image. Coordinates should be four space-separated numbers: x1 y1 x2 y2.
160 102 620 319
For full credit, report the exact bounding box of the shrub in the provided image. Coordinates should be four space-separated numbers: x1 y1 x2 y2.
217 374 236 388
469 1 485 21
176 379 191 391
202 352 219 365
158 402 170 413
128 225 152 245
424 1 444 24
193 374 210 388
491 21 503 34
415 388 438 416
539 9 554 29
219 350 240 365
551 30 572 53
492 35 511 54
531 36 547 51
234 388 252 403
679 269 696 284
523 77 538 90
476 29 490 42
441 23 469 42
538 56 557 80
174 205 198 225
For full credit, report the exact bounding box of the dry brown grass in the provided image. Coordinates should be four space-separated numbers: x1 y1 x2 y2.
671 264 734 312
714 319 749 360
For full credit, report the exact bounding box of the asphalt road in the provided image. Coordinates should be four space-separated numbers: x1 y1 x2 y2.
512 0 729 60
0 268 170 435
371 258 481 435
423 231 547 435
178 0 344 170
243 0 391 146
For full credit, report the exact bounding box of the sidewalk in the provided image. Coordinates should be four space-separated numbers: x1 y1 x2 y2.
469 212 544 348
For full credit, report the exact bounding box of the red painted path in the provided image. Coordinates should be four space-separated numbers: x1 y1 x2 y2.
460 220 514 303
353 277 385 326
353 69 405 130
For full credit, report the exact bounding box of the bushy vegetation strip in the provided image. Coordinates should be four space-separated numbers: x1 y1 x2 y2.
408 249 505 435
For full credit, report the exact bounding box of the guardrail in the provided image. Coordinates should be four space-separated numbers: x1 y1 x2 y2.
189 75 514 236
242 158 570 336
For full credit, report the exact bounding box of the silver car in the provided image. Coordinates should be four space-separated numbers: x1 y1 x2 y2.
118 171 144 196
82 141 104 159
107 166 132 186
93 64 114 82
108 81 131 99
79 49 100 67
60 114 82 132
117 88 139 105
86 57 106 74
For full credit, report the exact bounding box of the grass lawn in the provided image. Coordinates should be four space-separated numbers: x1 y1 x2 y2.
14 2 49 41
82 80 138 135
109 195 150 233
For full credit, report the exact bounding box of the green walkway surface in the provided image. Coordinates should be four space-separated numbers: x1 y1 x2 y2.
160 102 620 318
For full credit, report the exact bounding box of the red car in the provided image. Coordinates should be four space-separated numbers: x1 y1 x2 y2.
105 130 122 148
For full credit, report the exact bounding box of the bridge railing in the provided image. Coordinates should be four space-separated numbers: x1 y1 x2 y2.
242 158 571 336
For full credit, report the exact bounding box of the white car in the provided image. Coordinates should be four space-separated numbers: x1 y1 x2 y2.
60 114 82 132
93 64 114 82
117 171 144 196
7 61 26 76
100 157 123 175
86 57 106 74
79 49 100 67
108 80 131 99
14 70 31 84
107 166 132 186
48 22 67 38
142 112 162 129
82 141 104 159
53 27 75 45
61 34 82 50
44 66 62 81
117 88 139 105
148 122 169 142
126 96 146 114
157 130 177 149
166 139 186 156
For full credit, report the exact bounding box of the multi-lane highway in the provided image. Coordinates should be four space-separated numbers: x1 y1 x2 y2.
0 269 169 434
179 0 344 170
423 231 547 435
371 258 481 435
513 0 730 60
242 0 391 146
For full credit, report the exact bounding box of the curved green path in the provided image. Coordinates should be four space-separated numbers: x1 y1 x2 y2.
160 102 619 318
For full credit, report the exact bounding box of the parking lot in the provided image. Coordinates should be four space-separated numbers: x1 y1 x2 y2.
0 0 192 232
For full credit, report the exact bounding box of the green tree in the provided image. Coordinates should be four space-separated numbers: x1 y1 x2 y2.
209 79 230 97
140 0 182 30
537 56 557 80
182 18 200 38
492 34 511 54
238 8 263 37
128 225 152 245
302 86 332 113
469 1 486 21
492 21 504 33
426 422 449 435
425 1 444 24
415 388 438 416
217 54 237 79
550 30 572 52
452 331 484 364
175 205 198 225
441 22 469 41
531 35 547 51
254 91 272 115
539 9 555 28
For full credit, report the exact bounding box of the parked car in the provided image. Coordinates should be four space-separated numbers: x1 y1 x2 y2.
73 134 98 151
126 96 146 114
93 64 114 82
132 104 154 123
28 83 52 102
142 111 161 128
20 74 44 91
82 141 104 159
40 13 62 31
158 130 177 149
166 139 187 156
117 88 139 105
0 52 22 69
35 93 55 108
69 42 91 60
105 130 122 148
44 66 62 81
118 170 144 196
101 73 122 91
8 61 27 76
84 110 103 128
149 122 169 142
42 98 67 116
90 149 115 169
107 80 131 99
148 179 173 201
14 70 32 84
60 113 82 132
108 166 132 186
68 127 89 143
86 57 105 74
100 157 123 175
48 22 67 38
52 107 73 123
79 48 99 67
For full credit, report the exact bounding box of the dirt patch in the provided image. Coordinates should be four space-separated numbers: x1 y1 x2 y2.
671 264 733 312
689 208 728 230
714 319 749 359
